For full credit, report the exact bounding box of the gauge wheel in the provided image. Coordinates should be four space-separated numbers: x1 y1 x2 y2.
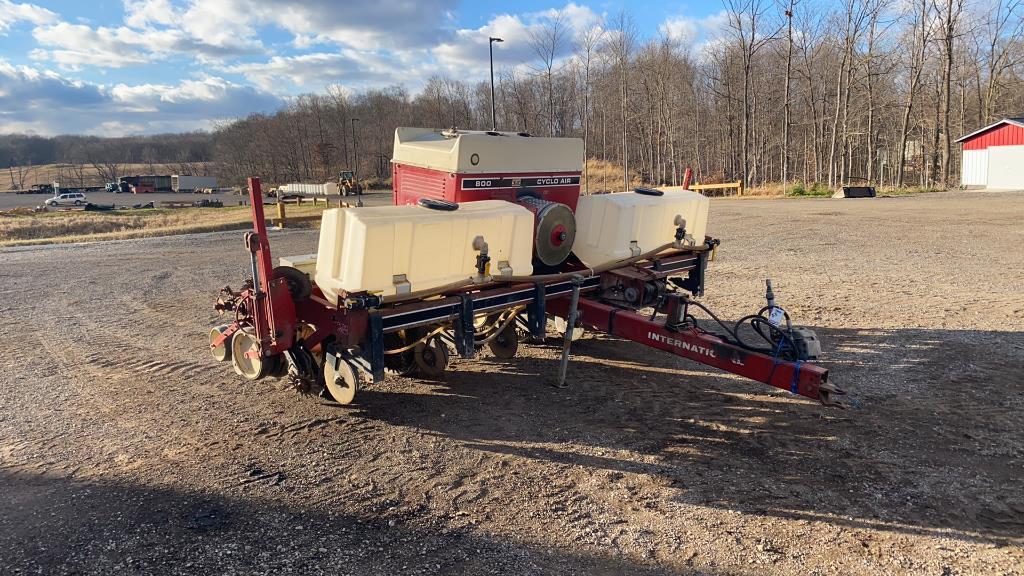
488 322 519 359
230 328 272 380
414 336 448 378
324 356 359 405
210 324 233 362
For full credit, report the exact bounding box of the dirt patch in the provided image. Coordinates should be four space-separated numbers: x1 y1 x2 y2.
0 190 1021 575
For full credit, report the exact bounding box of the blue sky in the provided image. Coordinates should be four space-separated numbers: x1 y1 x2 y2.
0 0 728 135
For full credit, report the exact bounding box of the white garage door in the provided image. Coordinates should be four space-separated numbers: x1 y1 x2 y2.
961 149 988 186
987 145 1024 190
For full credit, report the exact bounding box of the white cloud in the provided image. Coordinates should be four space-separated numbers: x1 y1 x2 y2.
2 0 700 134
119 0 458 54
29 17 263 70
221 50 407 93
253 0 456 49
30 0 459 73
539 2 602 32
659 10 730 53
30 23 155 68
176 0 265 51
0 59 281 135
123 0 177 28
433 3 604 76
0 0 56 34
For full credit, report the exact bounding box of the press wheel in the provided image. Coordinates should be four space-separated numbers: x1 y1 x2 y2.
210 324 233 362
230 329 270 380
323 356 359 405
488 322 519 359
414 337 448 378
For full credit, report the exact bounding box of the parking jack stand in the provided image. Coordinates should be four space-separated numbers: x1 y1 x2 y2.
555 275 583 389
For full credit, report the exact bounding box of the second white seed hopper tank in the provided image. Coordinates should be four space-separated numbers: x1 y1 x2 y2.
314 200 535 303
572 187 710 267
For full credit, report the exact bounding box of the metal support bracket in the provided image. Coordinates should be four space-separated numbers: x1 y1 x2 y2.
368 312 385 383
526 282 547 340
555 276 583 388
671 248 710 296
453 294 476 358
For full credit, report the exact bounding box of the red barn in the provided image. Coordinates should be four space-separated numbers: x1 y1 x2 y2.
955 117 1024 190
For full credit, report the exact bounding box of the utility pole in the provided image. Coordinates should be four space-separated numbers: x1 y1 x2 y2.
782 1 795 191
489 36 503 131
351 117 360 176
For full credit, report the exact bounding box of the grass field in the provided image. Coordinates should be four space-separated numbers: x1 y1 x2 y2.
0 204 326 247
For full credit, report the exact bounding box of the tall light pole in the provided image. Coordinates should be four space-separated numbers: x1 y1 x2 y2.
488 36 503 131
351 117 360 175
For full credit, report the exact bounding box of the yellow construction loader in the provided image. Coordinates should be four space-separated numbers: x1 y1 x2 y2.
339 170 362 197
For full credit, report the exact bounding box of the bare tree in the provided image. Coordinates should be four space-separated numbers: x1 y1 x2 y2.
7 161 36 191
609 11 637 191
936 0 967 186
725 0 781 188
780 0 799 189
89 148 127 185
979 0 1024 123
896 0 933 186
575 26 606 193
529 14 569 136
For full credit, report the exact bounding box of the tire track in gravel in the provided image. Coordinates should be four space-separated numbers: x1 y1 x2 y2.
13 241 428 519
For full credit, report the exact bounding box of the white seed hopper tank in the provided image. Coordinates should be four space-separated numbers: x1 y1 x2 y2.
572 188 710 267
314 200 535 302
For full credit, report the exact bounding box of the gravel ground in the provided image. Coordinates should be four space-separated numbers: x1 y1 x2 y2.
0 190 1021 575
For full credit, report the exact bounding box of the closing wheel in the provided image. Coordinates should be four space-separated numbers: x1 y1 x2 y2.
414 337 448 378
488 322 519 359
230 329 271 380
210 324 233 362
551 316 584 341
324 356 359 405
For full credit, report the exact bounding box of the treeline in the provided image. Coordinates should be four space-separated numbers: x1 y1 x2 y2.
1 132 214 188
4 0 1022 191
0 133 212 170
216 0 1023 191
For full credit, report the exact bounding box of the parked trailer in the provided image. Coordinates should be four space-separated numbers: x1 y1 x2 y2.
172 175 218 192
120 175 172 194
278 182 341 196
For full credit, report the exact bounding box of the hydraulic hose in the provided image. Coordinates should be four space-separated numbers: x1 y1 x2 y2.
382 326 447 355
685 299 799 360
472 306 526 345
380 305 525 355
